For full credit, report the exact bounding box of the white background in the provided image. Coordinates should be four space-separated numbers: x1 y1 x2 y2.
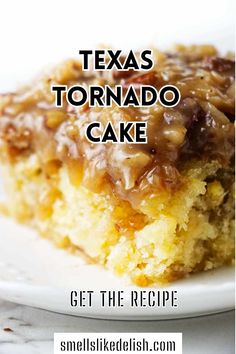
0 0 235 91
0 300 234 354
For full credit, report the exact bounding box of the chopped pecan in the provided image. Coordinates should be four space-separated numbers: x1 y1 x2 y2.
203 57 235 77
123 72 157 88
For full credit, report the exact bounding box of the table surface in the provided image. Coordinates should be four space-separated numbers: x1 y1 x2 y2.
0 300 234 354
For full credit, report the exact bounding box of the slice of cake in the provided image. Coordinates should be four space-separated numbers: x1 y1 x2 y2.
0 45 234 286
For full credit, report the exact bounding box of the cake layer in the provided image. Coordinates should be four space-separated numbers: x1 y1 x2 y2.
1 153 234 285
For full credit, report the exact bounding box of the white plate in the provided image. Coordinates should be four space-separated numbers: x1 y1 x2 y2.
0 216 234 320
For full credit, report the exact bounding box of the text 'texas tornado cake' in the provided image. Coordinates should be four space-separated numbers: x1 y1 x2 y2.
0 45 234 286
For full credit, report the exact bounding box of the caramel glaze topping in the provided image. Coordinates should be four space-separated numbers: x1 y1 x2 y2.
0 45 235 206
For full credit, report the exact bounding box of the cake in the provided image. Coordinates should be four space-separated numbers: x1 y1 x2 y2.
0 45 234 286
